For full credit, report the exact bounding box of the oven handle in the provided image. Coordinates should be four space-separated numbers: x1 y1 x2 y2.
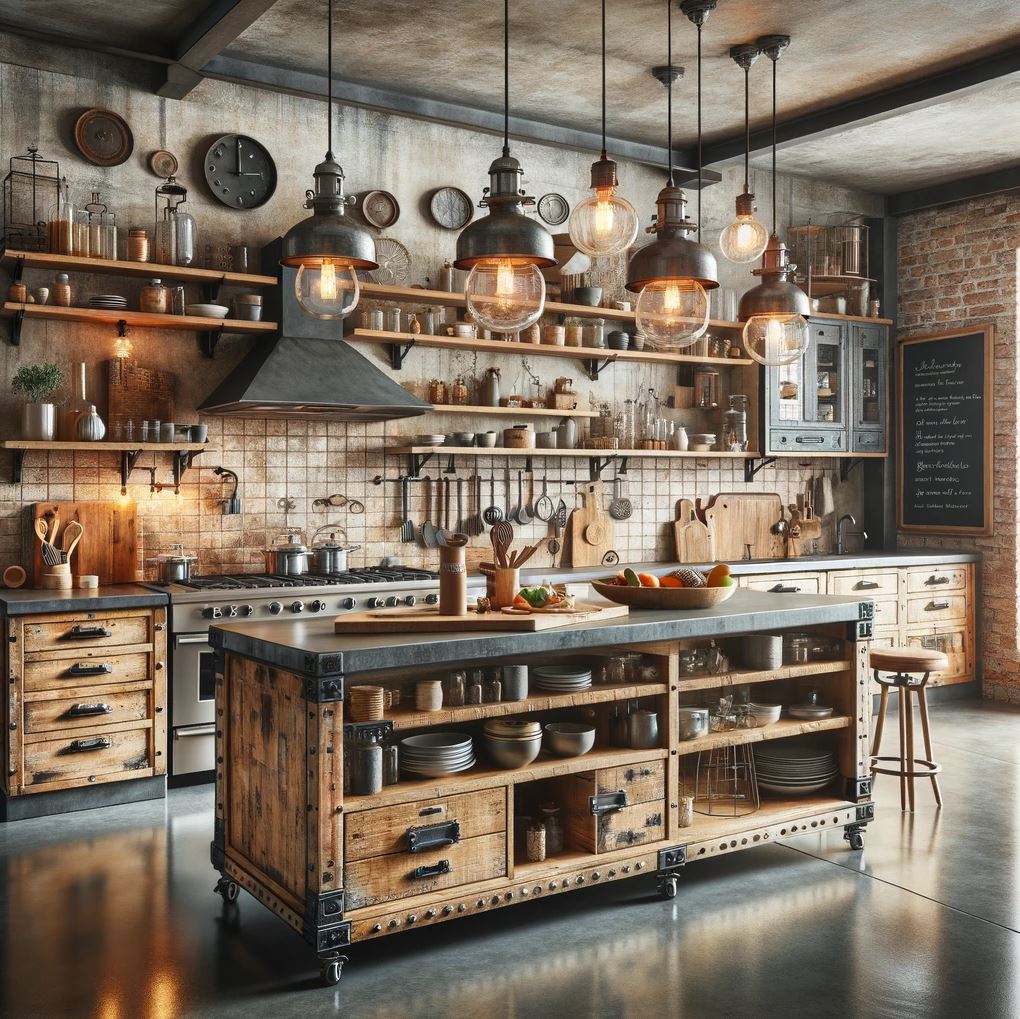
175 634 213 646
174 723 216 739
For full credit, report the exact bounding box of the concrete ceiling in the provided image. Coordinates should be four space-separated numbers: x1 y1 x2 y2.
2 0 1020 196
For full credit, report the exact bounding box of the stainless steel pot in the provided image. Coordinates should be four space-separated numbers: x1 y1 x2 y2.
263 534 311 576
312 543 360 573
156 544 198 583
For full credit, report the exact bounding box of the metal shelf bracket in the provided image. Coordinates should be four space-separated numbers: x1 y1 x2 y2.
10 449 24 483
173 448 206 490
840 458 863 481
388 340 415 370
588 454 626 479
582 355 618 381
120 449 143 491
744 456 776 482
406 451 435 478
199 327 223 359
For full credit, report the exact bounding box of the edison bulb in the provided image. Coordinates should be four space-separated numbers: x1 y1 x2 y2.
719 214 769 263
568 187 640 257
635 279 710 350
743 314 810 366
294 259 360 319
464 259 546 333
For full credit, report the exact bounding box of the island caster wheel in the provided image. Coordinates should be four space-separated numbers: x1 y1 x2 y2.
844 826 865 851
320 955 347 986
215 876 240 903
659 875 679 899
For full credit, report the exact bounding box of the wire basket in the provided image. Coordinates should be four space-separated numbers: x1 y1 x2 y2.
693 740 760 817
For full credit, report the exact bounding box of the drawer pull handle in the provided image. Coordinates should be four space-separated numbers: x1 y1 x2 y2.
770 584 801 594
418 806 444 817
68 702 113 717
927 600 951 610
410 860 450 881
407 820 461 854
855 580 880 590
926 575 950 585
794 436 826 444
67 736 112 753
67 625 112 639
624 768 653 780
67 662 113 677
590 790 628 817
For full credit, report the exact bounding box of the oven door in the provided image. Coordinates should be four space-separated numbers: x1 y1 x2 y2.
171 633 217 777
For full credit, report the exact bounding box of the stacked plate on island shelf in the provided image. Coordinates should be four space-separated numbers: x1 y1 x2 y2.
532 664 592 693
788 702 835 720
89 294 128 310
399 732 475 777
753 743 839 796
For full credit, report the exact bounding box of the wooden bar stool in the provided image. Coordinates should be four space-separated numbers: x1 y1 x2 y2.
869 647 946 811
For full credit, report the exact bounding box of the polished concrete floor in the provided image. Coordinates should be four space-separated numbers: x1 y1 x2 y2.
2 699 1019 1018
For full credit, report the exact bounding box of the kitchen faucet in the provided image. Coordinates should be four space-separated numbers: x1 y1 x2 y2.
836 514 867 555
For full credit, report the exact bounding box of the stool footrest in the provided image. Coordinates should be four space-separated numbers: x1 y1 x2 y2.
870 755 942 779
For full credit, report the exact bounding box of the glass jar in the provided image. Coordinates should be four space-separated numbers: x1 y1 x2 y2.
539 804 563 855
721 394 749 452
154 177 196 266
46 177 84 254
52 272 71 307
140 278 168 314
483 669 502 704
84 190 116 259
442 670 466 707
451 376 469 405
386 305 402 333
427 378 448 405
368 304 384 331
564 317 583 347
127 228 149 262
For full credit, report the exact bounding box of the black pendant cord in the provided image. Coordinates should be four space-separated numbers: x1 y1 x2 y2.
326 0 333 158
666 0 674 186
696 19 703 243
502 0 510 158
600 0 607 159
771 53 777 235
743 61 750 194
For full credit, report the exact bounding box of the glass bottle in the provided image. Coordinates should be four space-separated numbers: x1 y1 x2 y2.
483 669 502 704
60 361 91 440
721 394 749 452
46 177 79 254
540 804 564 854
84 190 116 259
154 178 196 266
385 305 402 332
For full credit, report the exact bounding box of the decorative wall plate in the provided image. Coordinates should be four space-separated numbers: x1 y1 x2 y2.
367 237 411 285
359 190 400 229
74 108 133 166
149 150 179 178
430 186 473 230
203 134 277 209
538 193 570 226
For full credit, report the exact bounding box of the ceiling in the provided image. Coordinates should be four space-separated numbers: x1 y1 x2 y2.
2 0 1020 197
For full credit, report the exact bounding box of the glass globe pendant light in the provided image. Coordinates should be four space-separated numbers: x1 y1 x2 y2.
719 44 769 263
626 0 718 351
738 35 811 366
455 0 556 333
280 0 377 319
567 0 639 258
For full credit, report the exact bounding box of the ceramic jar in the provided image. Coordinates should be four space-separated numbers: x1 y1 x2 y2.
75 405 106 442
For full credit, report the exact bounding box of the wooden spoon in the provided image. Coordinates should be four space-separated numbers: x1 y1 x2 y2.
61 520 84 561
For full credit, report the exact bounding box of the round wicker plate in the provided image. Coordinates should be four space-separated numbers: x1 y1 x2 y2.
74 108 133 166
591 581 736 610
430 186 473 230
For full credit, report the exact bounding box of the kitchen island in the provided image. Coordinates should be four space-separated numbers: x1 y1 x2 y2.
209 590 875 985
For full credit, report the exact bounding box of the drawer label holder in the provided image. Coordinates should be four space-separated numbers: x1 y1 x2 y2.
589 790 628 816
407 820 461 854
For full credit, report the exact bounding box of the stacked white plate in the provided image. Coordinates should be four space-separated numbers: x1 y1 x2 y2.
754 743 839 796
89 295 128 309
400 732 475 778
532 664 592 692
788 703 835 720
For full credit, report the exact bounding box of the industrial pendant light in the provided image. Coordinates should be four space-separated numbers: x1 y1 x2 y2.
626 0 718 352
738 35 810 366
455 0 556 333
719 43 769 263
280 0 377 319
567 0 640 257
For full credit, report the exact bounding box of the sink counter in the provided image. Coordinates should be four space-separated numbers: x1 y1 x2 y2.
211 589 872 676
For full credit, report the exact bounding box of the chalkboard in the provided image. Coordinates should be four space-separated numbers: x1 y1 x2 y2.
897 326 993 534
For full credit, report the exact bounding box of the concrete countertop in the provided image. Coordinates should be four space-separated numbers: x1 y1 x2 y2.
0 584 168 617
211 589 871 676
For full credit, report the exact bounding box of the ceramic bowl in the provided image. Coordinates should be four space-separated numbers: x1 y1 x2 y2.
415 434 446 446
452 431 475 446
573 286 603 306
484 734 542 769
607 330 630 350
747 702 782 726
592 580 736 610
185 303 230 319
543 722 596 758
475 431 498 447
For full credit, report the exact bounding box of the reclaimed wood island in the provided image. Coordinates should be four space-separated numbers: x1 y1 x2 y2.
209 590 876 985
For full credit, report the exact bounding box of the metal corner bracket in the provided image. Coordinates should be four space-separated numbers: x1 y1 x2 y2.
343 720 393 744
657 845 687 872
388 339 415 370
304 675 344 703
846 776 872 802
744 456 777 482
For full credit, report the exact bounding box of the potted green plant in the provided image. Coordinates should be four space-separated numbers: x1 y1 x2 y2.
11 362 65 440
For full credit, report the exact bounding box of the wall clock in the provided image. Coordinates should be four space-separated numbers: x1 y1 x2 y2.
203 134 277 209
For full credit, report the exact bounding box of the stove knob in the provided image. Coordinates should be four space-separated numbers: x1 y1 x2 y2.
202 606 222 619
404 595 416 607
424 594 439 605
309 600 326 613
268 601 283 615
367 597 383 609
341 597 356 610
290 601 304 613
385 596 399 608
226 605 239 618
239 605 254 617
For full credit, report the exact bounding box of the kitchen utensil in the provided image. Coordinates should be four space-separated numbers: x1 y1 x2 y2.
483 477 503 527
399 477 415 543
435 476 452 546
41 541 62 567
702 493 784 561
673 498 714 562
47 512 59 544
543 722 596 757
2 565 26 588
627 710 660 749
677 707 710 740
516 471 531 524
310 527 359 572
535 478 554 521
511 542 541 570
492 521 514 569
524 473 536 519
456 477 464 533
592 581 736 610
60 520 84 561
262 534 311 575
32 503 138 585
485 732 542 770
747 702 783 726
33 517 50 546
608 477 632 520
505 467 514 520
420 477 437 548
501 665 528 701
568 481 614 567
508 469 521 523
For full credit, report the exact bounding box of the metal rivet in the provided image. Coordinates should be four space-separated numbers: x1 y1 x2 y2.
407 914 417 924
388 919 399 928
372 923 381 933
443 905 453 915
592 872 600 880
608 869 616 877
458 904 466 912
575 876 584 885
636 862 645 870
491 895 500 905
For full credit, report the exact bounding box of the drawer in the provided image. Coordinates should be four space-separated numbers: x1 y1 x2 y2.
906 594 967 624
905 566 969 593
345 788 506 863
565 800 665 854
769 429 845 454
24 687 152 734
743 573 822 595
829 571 899 597
23 725 153 789
905 628 971 684
344 832 506 911
869 596 899 628
851 428 885 453
23 651 154 694
23 614 152 654
594 759 665 804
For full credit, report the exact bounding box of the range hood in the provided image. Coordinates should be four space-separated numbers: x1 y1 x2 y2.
199 238 429 421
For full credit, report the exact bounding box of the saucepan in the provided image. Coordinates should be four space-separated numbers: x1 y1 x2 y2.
262 534 311 576
310 524 360 573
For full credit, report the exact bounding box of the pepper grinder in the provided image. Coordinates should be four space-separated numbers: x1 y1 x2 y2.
439 534 468 615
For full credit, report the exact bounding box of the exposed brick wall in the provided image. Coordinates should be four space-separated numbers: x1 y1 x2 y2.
897 194 1020 702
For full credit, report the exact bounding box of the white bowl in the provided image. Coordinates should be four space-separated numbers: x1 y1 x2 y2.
747 703 782 726
185 303 230 319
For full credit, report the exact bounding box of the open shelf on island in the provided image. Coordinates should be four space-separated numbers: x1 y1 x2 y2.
675 715 851 757
677 658 852 693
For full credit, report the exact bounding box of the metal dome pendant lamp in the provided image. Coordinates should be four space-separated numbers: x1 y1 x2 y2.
626 0 719 352
738 35 811 367
567 0 640 257
454 0 556 334
719 43 769 263
280 0 378 319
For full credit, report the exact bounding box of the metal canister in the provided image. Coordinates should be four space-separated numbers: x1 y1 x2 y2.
349 736 382 796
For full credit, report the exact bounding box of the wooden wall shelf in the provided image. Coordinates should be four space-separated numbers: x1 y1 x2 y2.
429 405 598 418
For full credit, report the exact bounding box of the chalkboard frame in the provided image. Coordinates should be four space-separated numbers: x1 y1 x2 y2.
897 325 994 535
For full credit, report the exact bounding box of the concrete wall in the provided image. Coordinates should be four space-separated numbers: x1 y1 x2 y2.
0 40 881 578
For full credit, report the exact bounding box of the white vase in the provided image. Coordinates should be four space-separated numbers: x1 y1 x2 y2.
21 402 56 440
676 425 689 452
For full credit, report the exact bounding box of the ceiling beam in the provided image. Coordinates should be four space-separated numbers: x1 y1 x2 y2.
885 165 1020 216
702 45 1020 167
157 0 280 99
200 55 719 184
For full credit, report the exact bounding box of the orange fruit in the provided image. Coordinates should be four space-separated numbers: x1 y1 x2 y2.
707 563 732 587
660 575 683 588
637 573 660 588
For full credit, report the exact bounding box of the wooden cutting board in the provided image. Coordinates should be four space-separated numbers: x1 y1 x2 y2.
31 502 138 584
568 480 615 567
702 493 784 561
334 602 629 633
673 498 714 562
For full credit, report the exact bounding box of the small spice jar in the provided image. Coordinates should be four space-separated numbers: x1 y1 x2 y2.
526 823 547 862
451 375 469 405
52 273 71 307
427 378 448 405
541 324 566 346
127 228 150 262
564 317 583 347
7 281 27 303
140 278 168 314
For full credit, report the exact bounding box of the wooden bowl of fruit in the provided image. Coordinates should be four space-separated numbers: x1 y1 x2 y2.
592 565 737 610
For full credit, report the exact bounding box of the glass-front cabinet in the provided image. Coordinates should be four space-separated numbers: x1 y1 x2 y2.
762 317 888 457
